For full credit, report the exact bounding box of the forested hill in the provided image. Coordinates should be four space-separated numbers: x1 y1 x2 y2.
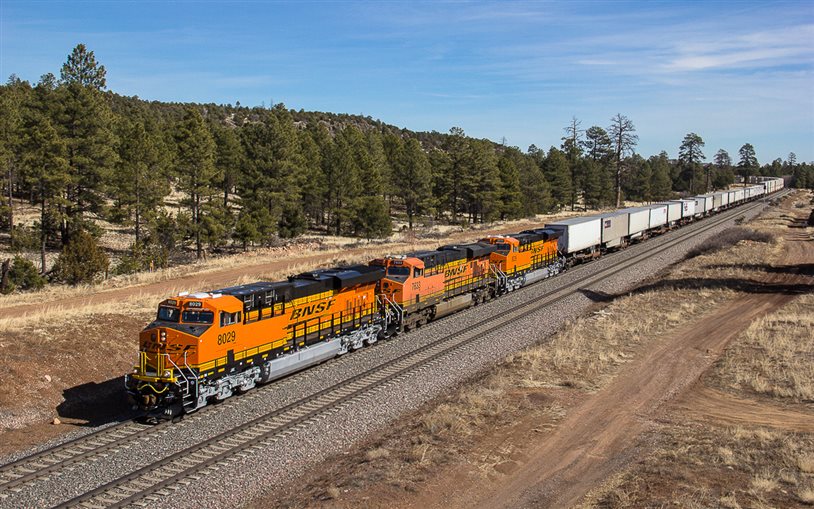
1 44 812 287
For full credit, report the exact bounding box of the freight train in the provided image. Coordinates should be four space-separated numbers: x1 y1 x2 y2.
126 178 784 419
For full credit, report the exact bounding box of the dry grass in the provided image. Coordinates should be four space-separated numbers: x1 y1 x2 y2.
247 192 809 509
798 485 814 504
714 293 814 402
0 289 173 333
589 425 814 508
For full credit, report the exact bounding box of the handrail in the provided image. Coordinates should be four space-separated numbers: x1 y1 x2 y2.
182 351 199 400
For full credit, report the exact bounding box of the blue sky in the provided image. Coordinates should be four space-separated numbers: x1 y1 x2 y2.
2 1 813 162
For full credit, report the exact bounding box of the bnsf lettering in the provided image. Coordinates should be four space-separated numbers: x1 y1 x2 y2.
141 341 197 354
444 265 467 278
217 331 236 345
290 300 335 320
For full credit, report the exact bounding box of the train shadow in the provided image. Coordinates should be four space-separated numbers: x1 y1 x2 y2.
579 275 814 303
56 376 137 427
701 263 814 276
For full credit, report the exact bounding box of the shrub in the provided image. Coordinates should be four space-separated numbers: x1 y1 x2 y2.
686 227 775 258
113 242 168 275
51 231 109 285
278 205 307 239
10 224 41 252
1 256 46 294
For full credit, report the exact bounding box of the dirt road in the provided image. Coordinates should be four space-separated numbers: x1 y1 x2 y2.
469 232 811 509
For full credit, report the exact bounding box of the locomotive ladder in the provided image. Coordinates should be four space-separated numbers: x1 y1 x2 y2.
490 266 508 291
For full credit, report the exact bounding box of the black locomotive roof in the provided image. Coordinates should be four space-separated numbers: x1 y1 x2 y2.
211 281 292 300
520 228 562 240
437 242 496 259
511 233 541 246
292 264 384 292
407 250 454 269
212 265 384 311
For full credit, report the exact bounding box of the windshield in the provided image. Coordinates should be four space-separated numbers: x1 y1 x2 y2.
182 310 214 324
387 266 410 277
157 306 180 322
495 243 511 254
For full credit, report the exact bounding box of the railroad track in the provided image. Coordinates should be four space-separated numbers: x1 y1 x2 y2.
53 195 776 509
0 336 353 498
0 421 154 494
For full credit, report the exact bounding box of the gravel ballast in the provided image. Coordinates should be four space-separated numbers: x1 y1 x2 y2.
0 200 772 509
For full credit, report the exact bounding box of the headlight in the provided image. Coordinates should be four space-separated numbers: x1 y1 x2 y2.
164 370 172 378
160 330 167 342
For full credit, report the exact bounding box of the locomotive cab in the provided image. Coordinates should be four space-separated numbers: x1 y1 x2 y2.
126 292 242 417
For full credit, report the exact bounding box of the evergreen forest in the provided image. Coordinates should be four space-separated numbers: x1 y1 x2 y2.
1 44 812 288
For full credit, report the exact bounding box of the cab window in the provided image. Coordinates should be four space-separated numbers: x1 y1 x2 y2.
495 243 510 254
414 268 423 277
220 311 242 327
386 266 410 277
182 310 214 324
157 306 180 322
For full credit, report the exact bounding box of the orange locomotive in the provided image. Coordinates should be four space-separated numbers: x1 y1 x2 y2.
481 228 564 292
128 238 565 419
371 242 497 333
126 265 385 419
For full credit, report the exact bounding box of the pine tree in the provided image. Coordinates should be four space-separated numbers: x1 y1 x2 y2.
381 131 404 210
545 147 572 209
393 138 432 229
712 149 734 189
297 128 326 225
624 154 651 202
211 124 243 208
582 126 613 162
466 139 501 223
428 147 452 220
60 44 107 90
581 158 604 209
326 127 362 234
55 44 117 241
678 133 706 193
114 119 170 245
649 152 673 201
737 143 758 184
608 114 638 207
0 76 31 242
443 127 470 222
497 147 523 219
519 151 552 214
562 117 584 210
174 107 216 259
20 95 69 273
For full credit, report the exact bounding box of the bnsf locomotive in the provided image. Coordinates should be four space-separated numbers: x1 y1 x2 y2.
126 178 784 419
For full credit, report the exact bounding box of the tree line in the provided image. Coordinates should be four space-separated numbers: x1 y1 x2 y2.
0 44 811 285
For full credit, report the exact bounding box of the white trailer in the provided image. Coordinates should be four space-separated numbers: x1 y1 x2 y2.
645 204 668 229
695 194 714 215
667 199 695 221
546 216 602 255
619 207 651 237
664 201 682 225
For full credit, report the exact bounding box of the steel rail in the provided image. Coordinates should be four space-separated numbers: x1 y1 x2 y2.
54 194 777 509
